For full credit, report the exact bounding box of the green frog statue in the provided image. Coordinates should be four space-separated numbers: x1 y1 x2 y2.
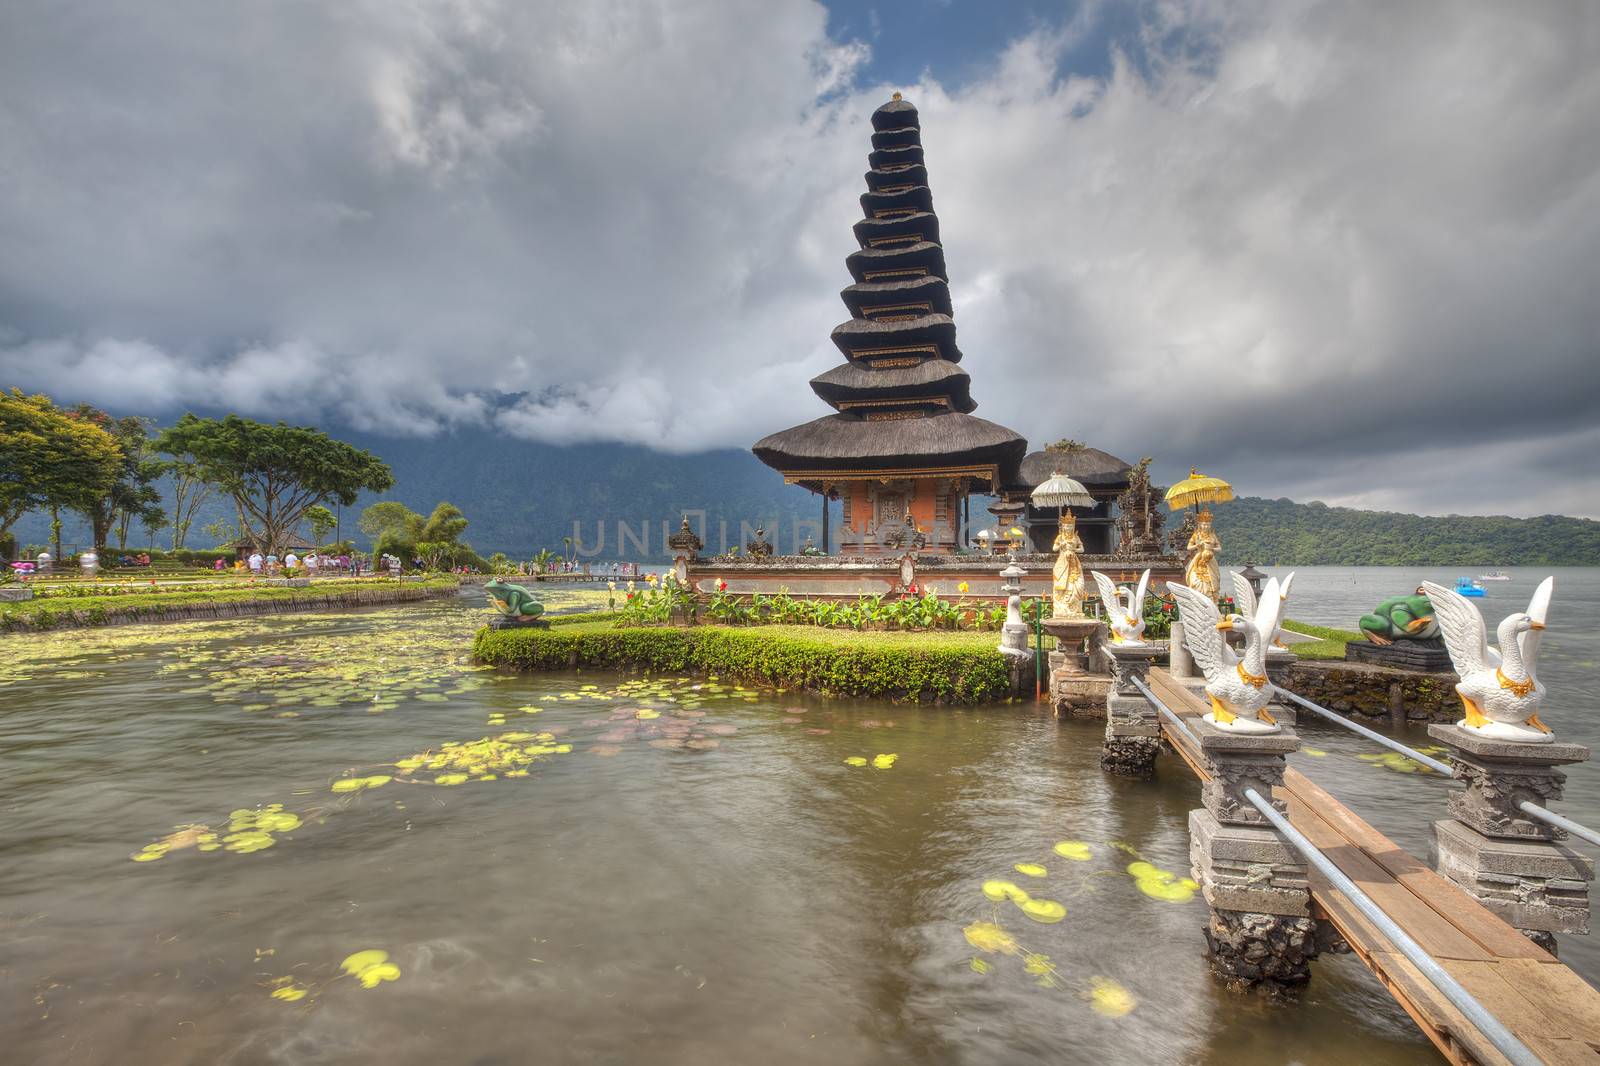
1357 588 1438 645
484 579 548 629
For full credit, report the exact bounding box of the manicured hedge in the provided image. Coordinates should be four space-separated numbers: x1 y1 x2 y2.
472 621 1013 703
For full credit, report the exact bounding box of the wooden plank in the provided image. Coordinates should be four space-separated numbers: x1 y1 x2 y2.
1284 791 1494 962
1283 768 1554 963
1161 722 1209 782
1370 949 1522 1066
1445 960 1600 1064
1495 958 1600 1050
1148 668 1206 716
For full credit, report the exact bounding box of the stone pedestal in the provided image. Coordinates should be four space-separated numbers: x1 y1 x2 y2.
1043 617 1108 718
1345 638 1454 672
1187 715 1319 991
487 614 550 630
1101 643 1162 777
1428 724 1593 951
1169 619 1195 678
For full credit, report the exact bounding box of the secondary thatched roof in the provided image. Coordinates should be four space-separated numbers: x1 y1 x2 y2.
869 144 923 169
865 164 929 191
853 211 941 249
1011 447 1133 491
840 275 953 318
753 410 1025 483
830 314 960 362
809 358 975 412
872 96 919 131
846 241 947 284
860 186 934 218
871 125 921 149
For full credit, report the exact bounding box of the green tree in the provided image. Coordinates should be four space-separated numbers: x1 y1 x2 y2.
0 389 122 546
157 414 394 557
414 503 477 570
64 406 165 551
420 501 468 543
304 504 338 547
360 501 424 567
359 501 424 543
161 456 213 550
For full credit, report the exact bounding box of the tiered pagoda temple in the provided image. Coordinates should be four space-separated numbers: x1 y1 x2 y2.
753 94 1027 553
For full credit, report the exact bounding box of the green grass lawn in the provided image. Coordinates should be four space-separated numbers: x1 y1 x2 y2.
1281 618 1363 661
1 577 459 631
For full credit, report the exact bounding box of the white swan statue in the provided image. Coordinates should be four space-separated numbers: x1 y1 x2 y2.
1167 578 1288 734
1091 569 1151 645
1230 569 1296 648
1421 577 1554 743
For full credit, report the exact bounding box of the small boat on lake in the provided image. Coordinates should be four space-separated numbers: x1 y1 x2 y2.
1454 577 1487 597
1477 569 1511 582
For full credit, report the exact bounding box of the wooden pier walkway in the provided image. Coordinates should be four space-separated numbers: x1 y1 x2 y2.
1146 666 1600 1066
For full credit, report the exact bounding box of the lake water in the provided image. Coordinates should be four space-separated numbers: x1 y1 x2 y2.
2 567 1597 1065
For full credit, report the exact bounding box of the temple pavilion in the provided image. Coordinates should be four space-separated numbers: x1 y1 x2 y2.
752 94 1028 554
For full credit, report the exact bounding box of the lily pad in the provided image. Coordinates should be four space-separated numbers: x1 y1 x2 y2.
1017 898 1066 923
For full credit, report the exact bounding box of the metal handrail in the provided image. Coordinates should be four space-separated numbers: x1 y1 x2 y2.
1130 676 1201 749
1519 801 1600 850
1242 788 1542 1066
1272 687 1457 777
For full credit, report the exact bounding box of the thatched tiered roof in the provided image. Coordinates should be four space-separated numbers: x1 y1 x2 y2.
1012 447 1134 492
752 95 1027 491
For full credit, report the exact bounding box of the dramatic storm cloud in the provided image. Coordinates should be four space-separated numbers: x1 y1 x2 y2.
2 0 1597 516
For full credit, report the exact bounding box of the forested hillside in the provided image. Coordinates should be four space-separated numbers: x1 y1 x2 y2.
1211 497 1600 566
12 418 1597 565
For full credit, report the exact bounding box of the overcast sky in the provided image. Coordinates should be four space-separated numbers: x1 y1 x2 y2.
2 0 1597 518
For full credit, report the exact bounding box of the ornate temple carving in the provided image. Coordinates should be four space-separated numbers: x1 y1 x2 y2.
1114 457 1166 559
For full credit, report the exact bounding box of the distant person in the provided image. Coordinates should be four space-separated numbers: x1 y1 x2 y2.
265 553 279 574
284 551 299 571
248 551 263 575
214 558 225 571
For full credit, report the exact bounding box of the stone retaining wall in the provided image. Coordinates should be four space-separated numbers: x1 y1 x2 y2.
1282 659 1459 724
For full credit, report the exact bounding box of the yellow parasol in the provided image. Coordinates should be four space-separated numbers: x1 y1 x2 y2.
1164 468 1234 512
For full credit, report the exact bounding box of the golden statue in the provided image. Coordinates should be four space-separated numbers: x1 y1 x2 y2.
1051 511 1085 618
1185 509 1222 599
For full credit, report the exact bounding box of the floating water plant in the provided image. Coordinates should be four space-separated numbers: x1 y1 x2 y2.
1126 861 1199 903
341 949 402 988
1358 751 1433 774
844 756 868 767
330 775 390 794
982 880 1029 903
1017 898 1066 923
1053 841 1091 861
872 753 898 769
963 920 1020 955
1088 975 1136 1017
1014 863 1047 878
